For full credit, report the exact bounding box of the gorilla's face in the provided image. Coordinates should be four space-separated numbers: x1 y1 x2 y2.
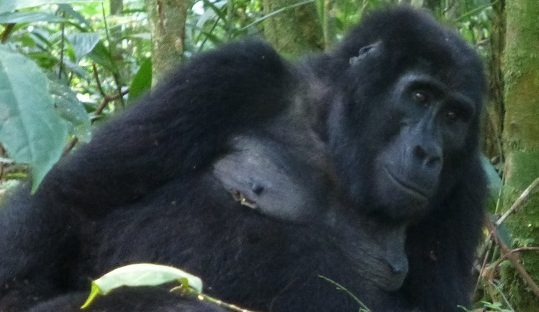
327 32 483 223
371 71 476 219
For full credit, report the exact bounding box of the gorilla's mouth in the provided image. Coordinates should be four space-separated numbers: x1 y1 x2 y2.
368 267 407 292
384 167 428 201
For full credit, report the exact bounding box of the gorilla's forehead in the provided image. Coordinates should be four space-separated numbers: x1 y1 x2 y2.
340 7 483 77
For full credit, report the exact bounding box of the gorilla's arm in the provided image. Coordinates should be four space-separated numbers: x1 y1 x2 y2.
0 40 292 310
44 40 294 215
0 185 80 311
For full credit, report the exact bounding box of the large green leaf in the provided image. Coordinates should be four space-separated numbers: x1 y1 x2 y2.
0 46 68 191
0 0 101 14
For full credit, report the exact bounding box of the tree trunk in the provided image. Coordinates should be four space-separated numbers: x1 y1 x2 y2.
483 0 505 159
146 0 188 85
501 1 539 311
262 0 323 56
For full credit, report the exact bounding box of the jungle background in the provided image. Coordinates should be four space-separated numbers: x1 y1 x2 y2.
0 0 538 311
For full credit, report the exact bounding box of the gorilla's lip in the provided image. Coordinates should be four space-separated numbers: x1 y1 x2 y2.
368 269 407 291
383 167 428 201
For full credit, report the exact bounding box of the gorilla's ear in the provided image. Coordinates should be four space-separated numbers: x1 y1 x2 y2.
349 41 382 66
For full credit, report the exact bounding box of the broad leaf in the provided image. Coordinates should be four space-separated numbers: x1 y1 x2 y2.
0 46 68 191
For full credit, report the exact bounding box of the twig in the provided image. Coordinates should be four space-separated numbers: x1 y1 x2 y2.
58 15 66 79
101 3 124 108
170 285 259 312
1 24 16 43
93 63 106 97
94 89 129 116
486 220 539 299
240 0 315 31
92 63 128 116
496 177 539 226
474 232 494 295
492 247 539 272
62 137 79 156
486 279 516 312
0 145 5 179
63 63 128 155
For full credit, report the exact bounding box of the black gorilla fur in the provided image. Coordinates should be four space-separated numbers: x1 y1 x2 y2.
0 7 486 312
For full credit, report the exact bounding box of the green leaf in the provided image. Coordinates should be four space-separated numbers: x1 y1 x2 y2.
0 0 101 14
87 41 117 72
48 78 91 142
66 33 100 61
0 12 67 23
81 263 203 309
0 46 68 191
128 58 152 104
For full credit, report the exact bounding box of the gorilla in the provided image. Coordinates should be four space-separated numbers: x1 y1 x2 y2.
0 6 486 312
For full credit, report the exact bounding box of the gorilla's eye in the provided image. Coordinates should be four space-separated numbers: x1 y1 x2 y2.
445 105 471 123
412 90 429 106
446 110 458 121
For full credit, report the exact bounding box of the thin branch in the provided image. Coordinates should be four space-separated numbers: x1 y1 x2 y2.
58 17 66 79
486 220 539 299
1 24 16 43
93 63 106 97
170 286 259 312
63 63 128 155
101 3 124 107
486 279 516 312
492 247 539 272
0 145 5 179
94 89 129 116
496 177 539 226
474 234 494 295
240 0 315 31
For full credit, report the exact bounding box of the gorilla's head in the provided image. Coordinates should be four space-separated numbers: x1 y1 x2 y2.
326 7 485 221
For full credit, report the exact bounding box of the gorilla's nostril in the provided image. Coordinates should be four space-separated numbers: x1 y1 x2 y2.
413 145 428 160
386 258 409 276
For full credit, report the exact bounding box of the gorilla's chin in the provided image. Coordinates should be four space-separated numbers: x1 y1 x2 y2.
372 169 432 220
383 167 430 202
379 272 407 292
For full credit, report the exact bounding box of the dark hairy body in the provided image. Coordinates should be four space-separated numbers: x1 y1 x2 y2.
0 7 486 312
